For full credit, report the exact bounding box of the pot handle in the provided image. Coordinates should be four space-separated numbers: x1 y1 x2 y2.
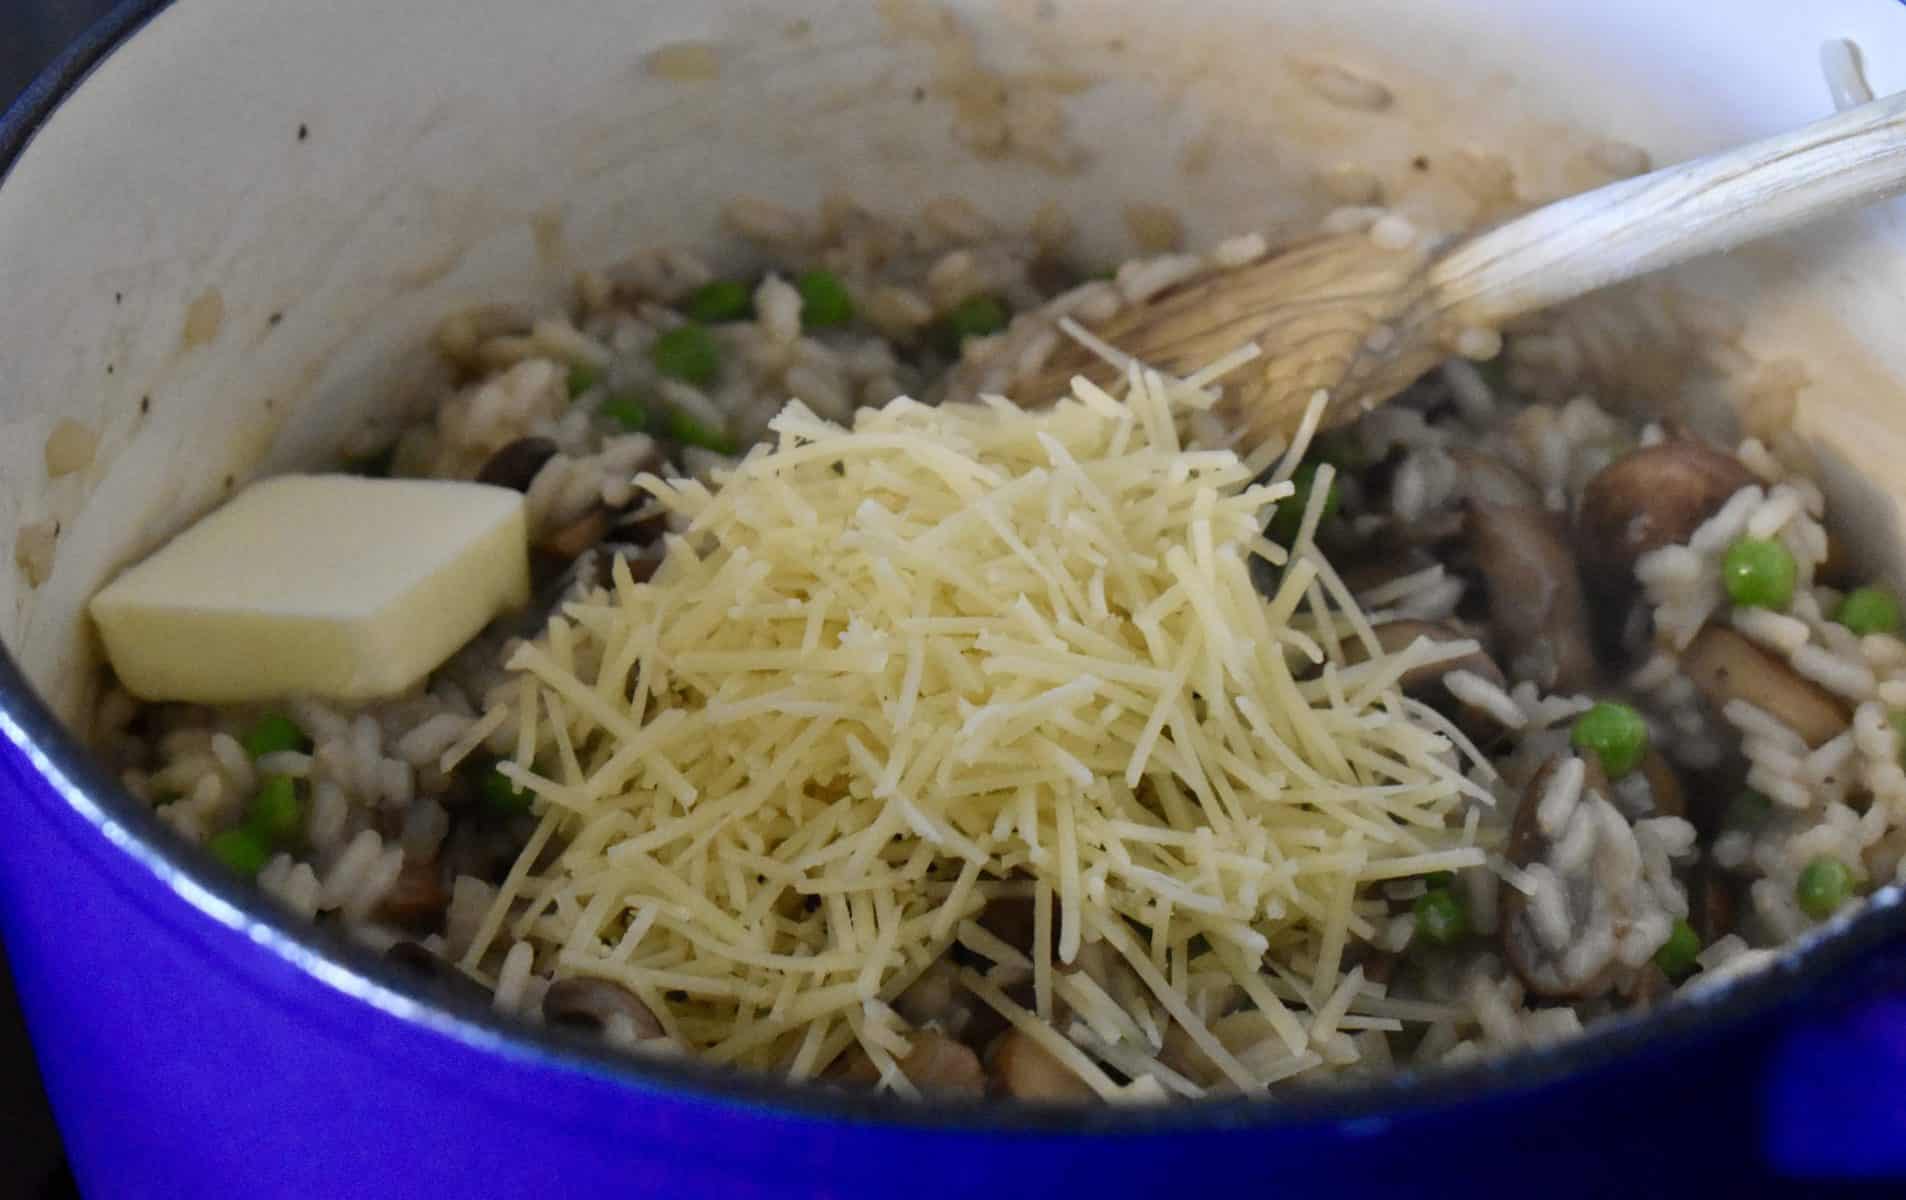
1758 937 1906 1177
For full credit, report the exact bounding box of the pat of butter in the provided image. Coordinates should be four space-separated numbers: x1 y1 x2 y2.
90 474 530 704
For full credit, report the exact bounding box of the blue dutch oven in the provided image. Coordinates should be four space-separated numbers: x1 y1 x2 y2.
6 0 1906 1194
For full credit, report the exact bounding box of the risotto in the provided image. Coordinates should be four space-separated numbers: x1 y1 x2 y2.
86 193 1906 1102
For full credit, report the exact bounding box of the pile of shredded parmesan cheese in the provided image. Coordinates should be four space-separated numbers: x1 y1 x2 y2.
461 357 1490 1099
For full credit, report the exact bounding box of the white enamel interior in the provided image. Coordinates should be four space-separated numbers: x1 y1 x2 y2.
6 0 1906 727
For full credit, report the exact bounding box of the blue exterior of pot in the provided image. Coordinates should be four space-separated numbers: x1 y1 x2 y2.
6 3 1906 1196
0 717 1803 1197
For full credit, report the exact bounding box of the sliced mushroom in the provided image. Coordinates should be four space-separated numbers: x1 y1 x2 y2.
375 860 450 933
1621 964 1676 1009
538 505 617 564
1450 449 1541 510
831 1030 987 1097
977 895 1036 956
1338 546 1439 599
1500 754 1620 1000
475 436 558 492
893 961 983 1040
1577 442 1754 591
1344 620 1514 739
1157 1020 1219 1088
1638 751 1687 822
1348 620 1503 693
606 505 669 548
1818 533 1859 590
1688 861 1737 945
1682 625 1849 747
987 1029 1093 1101
542 976 667 1045
383 940 494 1005
1467 502 1599 692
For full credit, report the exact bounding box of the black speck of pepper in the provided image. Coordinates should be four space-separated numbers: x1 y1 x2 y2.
113 292 123 305
268 312 283 327
912 86 927 103
223 474 235 490
139 395 151 414
1412 155 1431 172
105 364 113 375
296 123 309 142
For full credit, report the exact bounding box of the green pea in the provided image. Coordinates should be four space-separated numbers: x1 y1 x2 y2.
244 775 304 847
795 270 855 329
1796 856 1855 920
1726 789 1773 829
600 391 651 432
662 408 736 455
208 827 271 877
1413 888 1467 945
650 325 720 386
566 362 604 399
1722 537 1797 610
936 295 1009 350
1836 586 1900 637
1267 462 1341 546
480 765 534 816
240 712 306 760
683 280 754 324
1653 919 1701 980
1570 701 1649 778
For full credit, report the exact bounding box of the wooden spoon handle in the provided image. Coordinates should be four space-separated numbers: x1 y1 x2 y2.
1429 91 1906 329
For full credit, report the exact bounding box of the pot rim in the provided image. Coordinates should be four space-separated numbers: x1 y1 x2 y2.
4 0 1904 1136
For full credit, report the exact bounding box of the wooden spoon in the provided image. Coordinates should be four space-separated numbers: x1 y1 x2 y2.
1032 92 1906 450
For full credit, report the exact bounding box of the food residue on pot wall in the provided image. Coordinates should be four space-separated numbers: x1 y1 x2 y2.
181 288 224 350
531 210 566 267
877 0 1092 173
645 42 722 82
43 420 97 478
14 521 57 587
1123 204 1185 253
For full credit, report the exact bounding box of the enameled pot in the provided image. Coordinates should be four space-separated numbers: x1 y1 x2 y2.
7 2 1906 1194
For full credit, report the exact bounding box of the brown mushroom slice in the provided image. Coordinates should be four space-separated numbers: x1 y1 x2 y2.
987 1029 1094 1101
1338 547 1439 600
1345 620 1514 737
1157 1019 1220 1088
1682 626 1849 747
1621 964 1676 1009
1818 533 1859 590
538 505 617 564
976 895 1036 956
383 940 495 1005
1638 751 1687 822
893 961 984 1041
1500 754 1621 1000
1348 620 1505 694
1450 449 1541 510
1467 502 1599 692
1577 441 1755 592
830 1031 988 1097
542 976 668 1046
475 436 559 492
375 859 450 933
1688 861 1738 946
